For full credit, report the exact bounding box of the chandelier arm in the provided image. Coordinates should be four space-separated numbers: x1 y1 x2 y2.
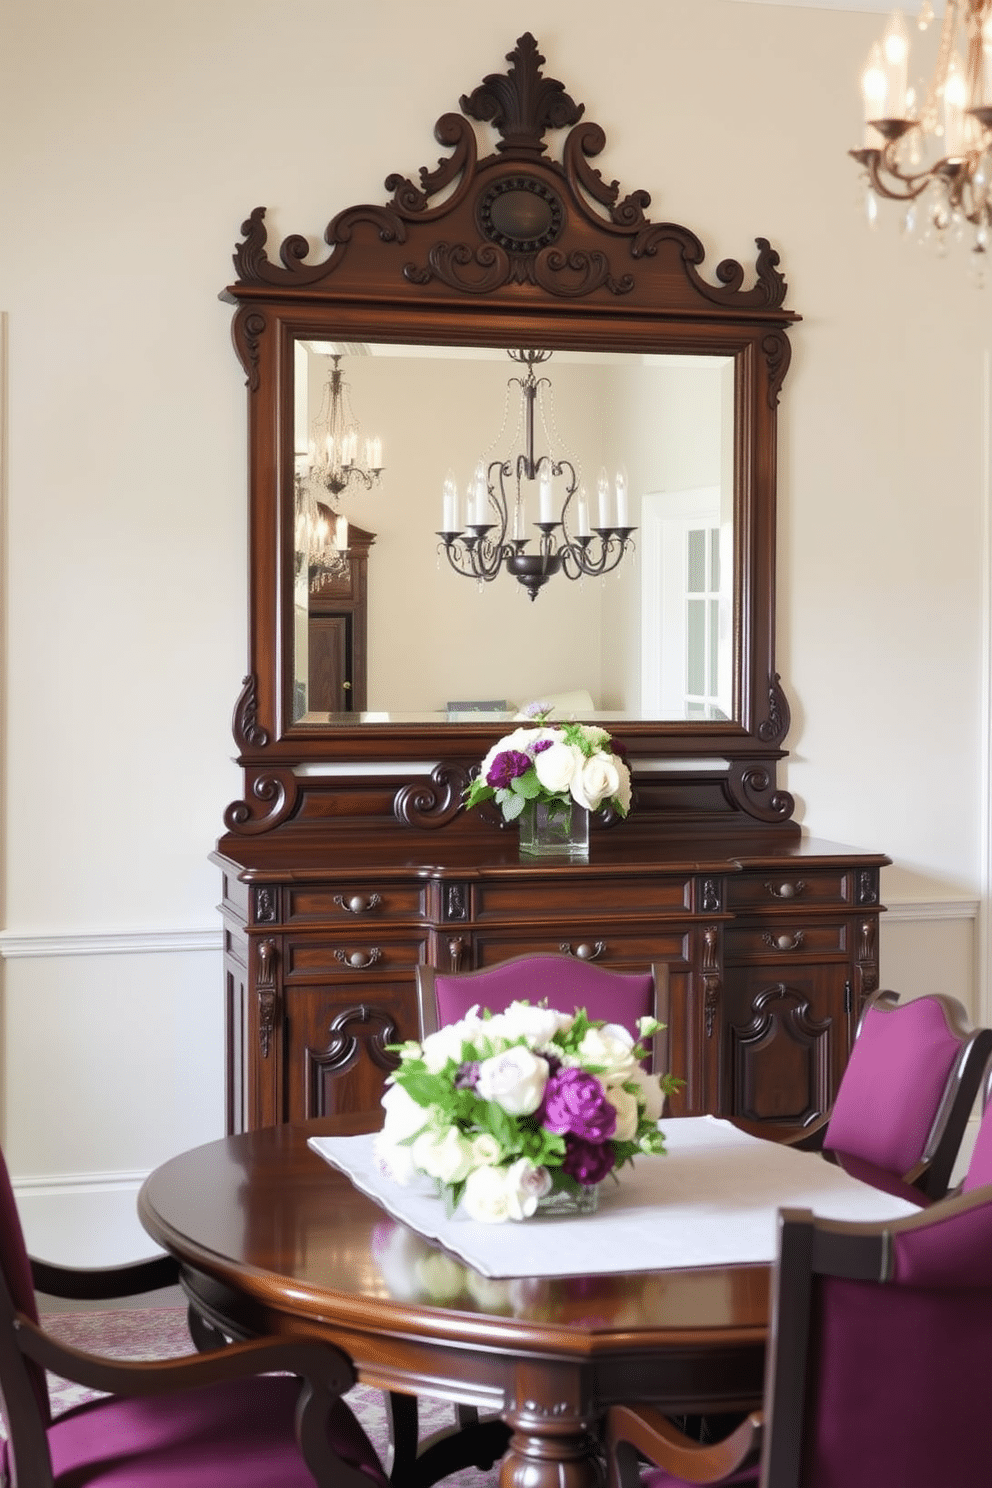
852 147 934 201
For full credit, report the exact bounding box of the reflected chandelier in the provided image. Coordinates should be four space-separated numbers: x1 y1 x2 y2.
436 349 635 602
296 351 383 587
851 2 992 272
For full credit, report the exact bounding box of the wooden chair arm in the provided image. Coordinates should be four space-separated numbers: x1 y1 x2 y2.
729 1114 828 1151
605 1404 762 1487
15 1313 354 1400
30 1252 180 1300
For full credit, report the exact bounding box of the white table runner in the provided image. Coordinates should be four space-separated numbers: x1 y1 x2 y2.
308 1116 921 1279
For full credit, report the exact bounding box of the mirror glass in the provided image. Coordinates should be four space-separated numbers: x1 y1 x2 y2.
291 339 735 727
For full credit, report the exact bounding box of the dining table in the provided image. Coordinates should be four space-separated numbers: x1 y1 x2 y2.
137 1114 921 1488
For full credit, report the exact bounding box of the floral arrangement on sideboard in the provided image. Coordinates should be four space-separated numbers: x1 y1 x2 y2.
463 706 632 826
374 1001 678 1223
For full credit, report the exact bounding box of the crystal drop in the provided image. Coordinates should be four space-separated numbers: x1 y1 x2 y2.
918 0 933 30
903 202 917 237
865 186 879 228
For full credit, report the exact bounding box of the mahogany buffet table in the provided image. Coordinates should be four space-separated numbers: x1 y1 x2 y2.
137 1116 914 1488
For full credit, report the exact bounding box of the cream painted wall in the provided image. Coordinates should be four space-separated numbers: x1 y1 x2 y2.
1 0 988 1253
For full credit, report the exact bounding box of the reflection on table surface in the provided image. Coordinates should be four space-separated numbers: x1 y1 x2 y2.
138 1116 771 1342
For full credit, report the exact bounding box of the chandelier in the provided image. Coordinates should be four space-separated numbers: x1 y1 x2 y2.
295 349 382 588
305 353 384 498
851 2 992 270
436 349 635 602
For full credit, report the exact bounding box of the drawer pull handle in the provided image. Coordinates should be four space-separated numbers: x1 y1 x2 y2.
560 941 606 961
334 893 382 916
766 880 806 901
334 948 383 970
763 930 806 953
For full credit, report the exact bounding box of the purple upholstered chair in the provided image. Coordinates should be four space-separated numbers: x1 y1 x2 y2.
0 1143 388 1488
785 990 992 1202
960 1060 992 1193
417 953 670 1072
606 1185 992 1488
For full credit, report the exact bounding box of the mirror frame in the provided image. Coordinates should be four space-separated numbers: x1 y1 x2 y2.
222 34 800 836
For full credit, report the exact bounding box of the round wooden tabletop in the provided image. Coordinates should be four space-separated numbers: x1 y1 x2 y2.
139 1117 770 1488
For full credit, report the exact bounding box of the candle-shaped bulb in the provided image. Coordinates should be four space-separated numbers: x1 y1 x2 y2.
944 53 968 157
862 41 886 123
473 460 487 524
882 11 909 119
576 486 591 538
596 467 611 529
615 467 629 528
335 515 349 552
539 457 554 523
442 469 458 533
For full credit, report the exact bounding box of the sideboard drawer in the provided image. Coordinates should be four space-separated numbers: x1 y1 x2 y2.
724 920 848 962
472 926 692 969
473 875 693 922
285 884 427 924
283 935 427 981
724 869 852 912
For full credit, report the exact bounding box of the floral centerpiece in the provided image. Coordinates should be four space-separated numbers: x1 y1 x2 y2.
463 703 632 857
374 1001 680 1223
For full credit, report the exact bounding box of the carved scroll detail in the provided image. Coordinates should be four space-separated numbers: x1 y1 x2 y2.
762 328 793 409
460 32 584 156
223 767 299 835
231 307 266 392
253 887 277 924
231 674 269 751
305 1006 400 1119
393 763 470 829
725 761 795 823
756 673 791 746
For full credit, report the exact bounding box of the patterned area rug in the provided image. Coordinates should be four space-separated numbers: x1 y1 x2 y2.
5 1308 500 1486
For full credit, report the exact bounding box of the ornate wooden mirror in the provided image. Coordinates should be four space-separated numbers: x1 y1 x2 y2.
223 33 799 838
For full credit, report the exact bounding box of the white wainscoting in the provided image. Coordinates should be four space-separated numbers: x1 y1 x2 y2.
0 907 983 1265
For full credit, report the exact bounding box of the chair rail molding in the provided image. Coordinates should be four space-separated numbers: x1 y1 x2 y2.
0 928 223 959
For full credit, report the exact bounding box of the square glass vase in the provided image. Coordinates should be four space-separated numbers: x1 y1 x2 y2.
518 799 589 860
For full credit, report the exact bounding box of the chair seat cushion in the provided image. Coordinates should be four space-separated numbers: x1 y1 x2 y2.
29 1374 387 1487
642 1466 758 1486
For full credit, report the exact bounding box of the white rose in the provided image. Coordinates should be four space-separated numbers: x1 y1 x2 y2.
475 1046 549 1115
471 1132 503 1166
533 740 582 795
627 1066 667 1123
577 1026 638 1085
611 757 632 815
570 752 621 812
493 1001 573 1048
372 1131 420 1187
380 1081 431 1141
606 1086 640 1143
421 1022 472 1073
462 1164 515 1223
411 1125 475 1184
503 1158 553 1220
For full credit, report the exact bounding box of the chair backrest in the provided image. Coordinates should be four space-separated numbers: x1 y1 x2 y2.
416 955 670 1071
822 991 992 1199
961 1059 992 1193
0 1143 52 1439
762 1189 992 1488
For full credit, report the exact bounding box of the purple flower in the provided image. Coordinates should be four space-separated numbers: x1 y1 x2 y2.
562 1135 616 1185
454 1060 480 1090
541 1067 617 1142
533 738 553 754
487 750 532 789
